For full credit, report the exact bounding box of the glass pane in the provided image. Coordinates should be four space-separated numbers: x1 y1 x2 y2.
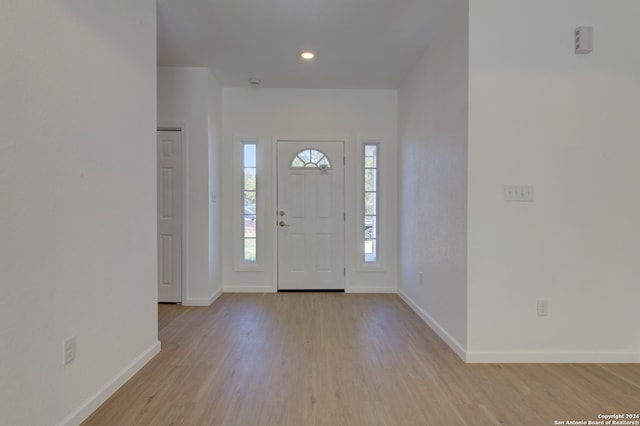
364 144 377 157
364 145 377 167
292 157 305 167
318 157 331 168
364 215 376 239
364 239 374 255
310 149 323 163
244 144 256 167
244 215 256 237
244 191 256 239
365 192 376 215
244 193 256 212
244 238 256 262
364 169 376 191
364 157 374 168
298 149 311 163
365 240 377 262
244 168 256 190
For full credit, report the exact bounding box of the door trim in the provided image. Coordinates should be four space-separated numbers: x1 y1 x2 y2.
158 123 187 303
271 136 350 292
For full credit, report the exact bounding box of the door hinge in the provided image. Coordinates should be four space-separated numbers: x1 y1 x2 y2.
343 156 346 165
343 212 346 221
344 268 346 276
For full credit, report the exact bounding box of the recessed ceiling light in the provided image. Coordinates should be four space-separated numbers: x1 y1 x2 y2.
301 51 315 60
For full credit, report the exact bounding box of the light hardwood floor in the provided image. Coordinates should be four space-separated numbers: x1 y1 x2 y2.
83 293 640 425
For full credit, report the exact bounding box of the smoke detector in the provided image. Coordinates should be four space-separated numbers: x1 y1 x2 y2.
249 78 261 86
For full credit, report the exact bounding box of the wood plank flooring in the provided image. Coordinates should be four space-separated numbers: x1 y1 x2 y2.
83 293 640 425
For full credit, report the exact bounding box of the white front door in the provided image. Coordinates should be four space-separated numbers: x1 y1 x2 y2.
157 130 183 303
277 141 345 290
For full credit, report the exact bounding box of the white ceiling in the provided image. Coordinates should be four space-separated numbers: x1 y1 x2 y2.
157 0 454 90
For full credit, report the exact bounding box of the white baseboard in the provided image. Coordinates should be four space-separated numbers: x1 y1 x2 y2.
58 340 161 426
221 285 396 294
222 287 397 293
222 285 277 293
398 289 467 361
399 289 640 363
466 351 640 363
346 287 397 293
183 287 223 306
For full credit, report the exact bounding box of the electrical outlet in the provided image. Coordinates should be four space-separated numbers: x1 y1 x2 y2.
536 300 548 317
63 336 76 365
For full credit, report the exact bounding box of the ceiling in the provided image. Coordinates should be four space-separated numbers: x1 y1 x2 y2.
156 0 453 90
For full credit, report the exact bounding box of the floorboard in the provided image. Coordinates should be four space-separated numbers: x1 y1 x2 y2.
83 293 640 425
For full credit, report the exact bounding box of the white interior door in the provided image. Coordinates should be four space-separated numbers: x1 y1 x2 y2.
277 141 345 290
157 130 183 303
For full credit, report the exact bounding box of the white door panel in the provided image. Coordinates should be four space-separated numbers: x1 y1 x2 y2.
277 141 345 290
157 130 183 303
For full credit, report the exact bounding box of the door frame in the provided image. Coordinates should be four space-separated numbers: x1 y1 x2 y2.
157 123 188 303
271 136 351 292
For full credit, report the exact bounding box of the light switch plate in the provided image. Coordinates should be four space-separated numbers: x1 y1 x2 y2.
504 185 534 202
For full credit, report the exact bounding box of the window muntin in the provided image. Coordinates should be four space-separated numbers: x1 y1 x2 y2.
243 143 257 263
364 144 378 262
290 149 331 169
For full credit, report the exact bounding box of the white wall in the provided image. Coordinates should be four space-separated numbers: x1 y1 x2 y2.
467 0 640 362
208 72 224 299
397 1 469 357
0 1 159 425
157 67 223 305
221 89 398 292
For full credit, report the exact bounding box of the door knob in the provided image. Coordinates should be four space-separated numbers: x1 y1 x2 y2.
279 221 289 227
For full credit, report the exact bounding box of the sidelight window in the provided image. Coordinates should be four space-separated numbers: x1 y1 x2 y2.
364 143 378 263
242 143 257 263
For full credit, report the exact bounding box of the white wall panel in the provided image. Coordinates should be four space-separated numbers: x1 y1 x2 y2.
467 0 640 361
397 0 469 355
221 89 398 292
157 67 223 304
0 1 159 424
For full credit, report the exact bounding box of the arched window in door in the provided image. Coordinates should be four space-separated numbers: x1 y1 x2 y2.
290 149 331 169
